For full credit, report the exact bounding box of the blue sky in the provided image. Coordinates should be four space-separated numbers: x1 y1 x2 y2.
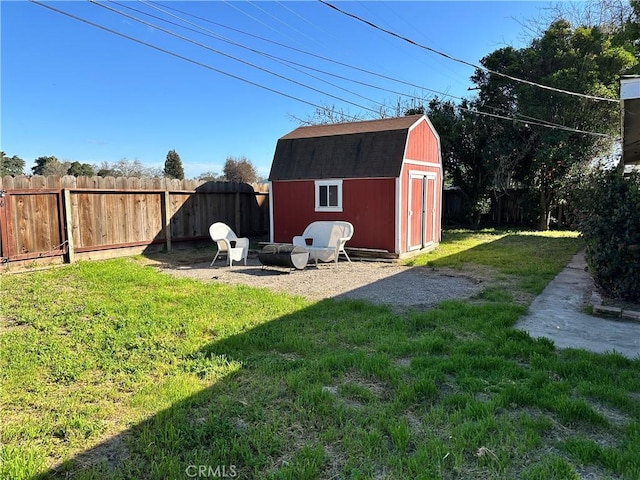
1 1 550 179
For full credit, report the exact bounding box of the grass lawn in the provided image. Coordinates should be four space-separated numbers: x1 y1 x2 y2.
1 229 639 479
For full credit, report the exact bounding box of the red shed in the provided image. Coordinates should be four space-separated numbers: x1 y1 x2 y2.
268 114 442 257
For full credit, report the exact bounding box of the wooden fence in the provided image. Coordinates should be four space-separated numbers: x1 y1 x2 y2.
442 188 569 227
0 175 269 266
1 176 572 267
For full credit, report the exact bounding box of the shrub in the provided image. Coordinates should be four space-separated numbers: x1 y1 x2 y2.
574 169 640 301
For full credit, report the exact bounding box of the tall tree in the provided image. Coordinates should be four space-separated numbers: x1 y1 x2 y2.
31 156 69 176
472 19 636 229
427 98 514 226
223 156 258 183
67 161 95 177
0 152 25 176
164 149 185 180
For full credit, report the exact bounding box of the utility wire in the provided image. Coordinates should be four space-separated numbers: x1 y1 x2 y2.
246 0 320 47
145 1 614 136
90 0 382 115
458 105 614 138
133 0 394 109
221 0 301 47
319 0 619 103
275 0 326 35
144 0 510 117
29 0 365 121
29 0 616 138
149 1 465 102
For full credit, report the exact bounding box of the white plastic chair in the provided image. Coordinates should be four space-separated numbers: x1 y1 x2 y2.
292 221 353 266
209 222 249 267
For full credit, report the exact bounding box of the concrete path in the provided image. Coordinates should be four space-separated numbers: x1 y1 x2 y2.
515 251 640 359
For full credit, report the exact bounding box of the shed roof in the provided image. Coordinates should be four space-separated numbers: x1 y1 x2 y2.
269 115 425 181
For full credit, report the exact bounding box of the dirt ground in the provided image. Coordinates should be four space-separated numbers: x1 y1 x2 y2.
149 253 486 311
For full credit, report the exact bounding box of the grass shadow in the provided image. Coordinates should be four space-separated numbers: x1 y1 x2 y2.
406 230 584 295
9 230 638 480
28 290 640 479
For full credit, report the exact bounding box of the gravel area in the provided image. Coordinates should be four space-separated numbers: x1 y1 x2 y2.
158 256 485 310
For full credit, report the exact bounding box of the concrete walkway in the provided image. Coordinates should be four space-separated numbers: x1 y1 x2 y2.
516 251 640 359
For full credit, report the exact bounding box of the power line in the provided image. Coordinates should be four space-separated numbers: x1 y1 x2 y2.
246 0 320 48
29 0 616 139
143 1 614 137
90 0 383 115
133 0 395 110
458 105 613 138
275 0 327 35
319 0 619 104
221 0 302 47
149 1 466 102
140 0 478 112
29 0 365 121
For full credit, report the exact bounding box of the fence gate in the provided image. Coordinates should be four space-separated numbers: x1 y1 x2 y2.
0 189 67 262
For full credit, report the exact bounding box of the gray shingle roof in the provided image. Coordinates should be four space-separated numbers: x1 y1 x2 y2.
269 115 424 181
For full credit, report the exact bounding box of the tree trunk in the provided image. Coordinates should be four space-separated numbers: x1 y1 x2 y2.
473 209 482 230
493 192 502 226
538 191 550 231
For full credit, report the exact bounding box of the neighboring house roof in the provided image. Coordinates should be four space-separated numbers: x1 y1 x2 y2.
269 115 426 181
621 75 640 167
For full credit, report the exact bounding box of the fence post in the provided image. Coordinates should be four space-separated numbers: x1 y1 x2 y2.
63 189 75 263
162 190 172 252
0 189 8 260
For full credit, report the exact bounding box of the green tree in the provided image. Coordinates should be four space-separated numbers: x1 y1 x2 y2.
405 105 425 116
31 156 69 176
472 19 636 229
164 150 184 180
197 171 223 182
427 96 540 226
95 161 117 177
574 168 640 301
67 161 95 177
0 152 25 176
223 156 257 183
616 0 640 74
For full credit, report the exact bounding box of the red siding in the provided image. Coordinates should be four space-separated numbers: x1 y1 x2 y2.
405 120 439 163
399 119 442 251
271 116 442 256
271 181 314 243
272 178 397 252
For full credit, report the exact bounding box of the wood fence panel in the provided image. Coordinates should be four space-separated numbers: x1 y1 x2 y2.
1 175 270 264
199 193 233 236
241 192 269 235
143 193 163 242
74 192 164 249
169 193 208 239
69 190 81 251
42 193 61 250
188 193 208 239
77 193 92 248
9 192 62 256
105 194 117 246
168 193 188 239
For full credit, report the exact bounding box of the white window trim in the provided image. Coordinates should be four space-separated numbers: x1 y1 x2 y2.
315 179 343 212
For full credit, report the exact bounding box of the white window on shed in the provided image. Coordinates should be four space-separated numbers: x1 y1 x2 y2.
315 180 343 212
